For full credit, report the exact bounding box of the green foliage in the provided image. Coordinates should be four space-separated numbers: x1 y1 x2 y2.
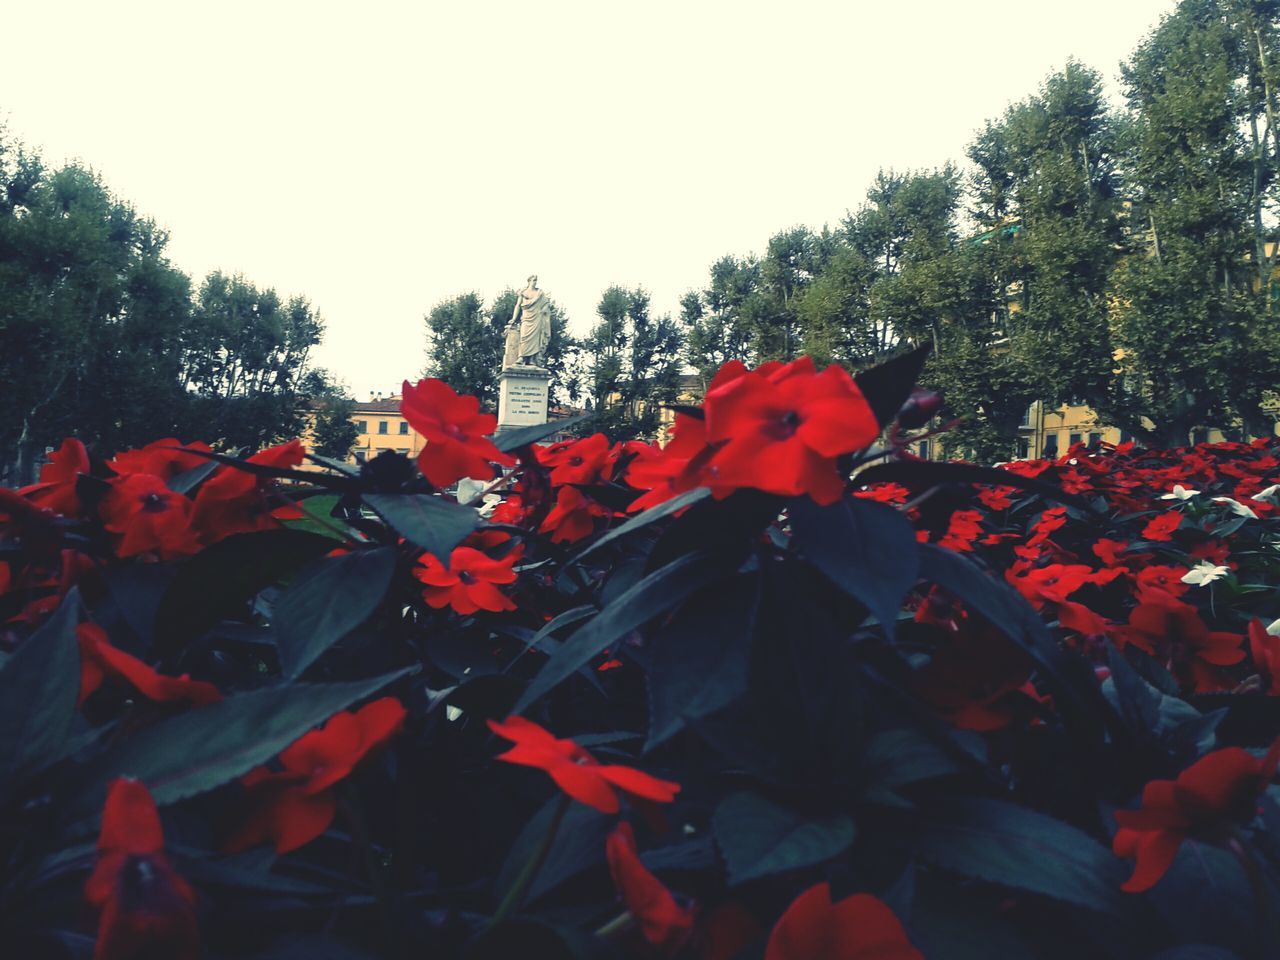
301 369 359 461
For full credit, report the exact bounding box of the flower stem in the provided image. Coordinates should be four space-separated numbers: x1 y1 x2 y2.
489 795 571 928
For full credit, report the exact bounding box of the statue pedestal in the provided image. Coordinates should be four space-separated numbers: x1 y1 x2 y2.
498 366 551 431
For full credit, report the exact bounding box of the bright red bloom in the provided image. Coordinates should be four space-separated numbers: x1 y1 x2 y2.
539 433 612 486
937 509 984 552
1248 620 1280 695
401 379 513 488
1113 742 1280 892
853 483 911 504
605 821 695 951
1007 563 1093 608
703 356 878 505
1120 598 1244 692
108 439 213 481
976 485 1016 511
1026 506 1068 547
765 884 923 960
190 440 306 543
85 779 199 960
625 414 731 512
78 623 221 709
539 486 611 543
414 546 519 614
1142 511 1183 542
20 437 90 516
227 698 406 853
487 715 680 813
99 474 199 559
1134 565 1192 603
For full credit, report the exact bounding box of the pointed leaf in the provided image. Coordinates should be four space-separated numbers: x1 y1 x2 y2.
712 790 854 885
494 413 592 452
275 547 398 678
363 493 478 560
64 667 415 822
569 486 711 565
854 344 930 427
790 496 919 639
0 593 80 794
512 551 735 714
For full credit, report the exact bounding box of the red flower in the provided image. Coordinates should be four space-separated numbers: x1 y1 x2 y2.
226 698 406 853
1007 563 1093 608
765 884 923 960
976 485 1016 511
190 440 306 543
1119 598 1244 692
99 474 199 559
605 821 694 951
911 626 1036 731
1113 742 1280 892
625 413 731 512
539 433 612 486
20 437 90 516
853 483 912 504
108 439 213 481
85 779 199 960
1134 565 1192 603
539 486 611 543
1248 620 1280 695
401 379 513 488
1142 511 1183 542
937 509 984 552
1026 506 1068 546
703 356 878 505
414 546 519 614
78 623 221 708
487 715 679 813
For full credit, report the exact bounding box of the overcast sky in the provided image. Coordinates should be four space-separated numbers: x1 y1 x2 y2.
2 0 1178 397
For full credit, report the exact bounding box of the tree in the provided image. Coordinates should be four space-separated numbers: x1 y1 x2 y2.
679 255 759 387
582 286 682 441
423 292 505 408
301 369 359 461
1110 0 1279 445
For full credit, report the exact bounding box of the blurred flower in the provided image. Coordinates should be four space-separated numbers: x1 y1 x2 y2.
1180 562 1230 587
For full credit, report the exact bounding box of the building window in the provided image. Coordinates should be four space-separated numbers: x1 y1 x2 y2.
1119 430 1132 444
1192 428 1209 445
1021 405 1031 426
399 421 409 435
918 440 931 460
1069 432 1082 447
1089 432 1102 446
354 451 366 464
378 421 389 435
356 420 367 434
1016 437 1030 459
1043 434 1059 458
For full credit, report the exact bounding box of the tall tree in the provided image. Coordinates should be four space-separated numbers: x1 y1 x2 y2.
423 292 505 408
583 286 682 440
300 369 359 461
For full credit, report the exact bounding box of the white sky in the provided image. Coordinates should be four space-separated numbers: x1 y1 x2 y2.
2 0 1178 397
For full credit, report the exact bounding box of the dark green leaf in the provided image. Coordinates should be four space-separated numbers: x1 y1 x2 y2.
494 413 592 452
154 530 336 659
860 728 961 807
854 344 930 427
275 547 398 679
512 551 736 714
64 667 414 823
0 594 80 794
167 459 220 495
791 496 919 639
305 453 361 477
363 493 479 560
914 797 1125 914
646 573 757 749
712 790 854 885
569 487 711 565
494 797 611 905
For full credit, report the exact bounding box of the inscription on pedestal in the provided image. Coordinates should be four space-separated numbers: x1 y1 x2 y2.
498 368 551 428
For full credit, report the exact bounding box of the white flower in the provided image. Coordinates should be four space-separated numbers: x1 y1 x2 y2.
1267 617 1280 637
1180 562 1230 587
1212 496 1258 519
1160 485 1200 500
1253 484 1280 506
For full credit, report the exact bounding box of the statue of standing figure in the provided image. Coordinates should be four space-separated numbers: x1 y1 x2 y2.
503 274 553 368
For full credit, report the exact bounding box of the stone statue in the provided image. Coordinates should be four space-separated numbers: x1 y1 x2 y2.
506 274 553 368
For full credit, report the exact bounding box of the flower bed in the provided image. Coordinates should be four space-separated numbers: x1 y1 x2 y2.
2 348 1279 959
